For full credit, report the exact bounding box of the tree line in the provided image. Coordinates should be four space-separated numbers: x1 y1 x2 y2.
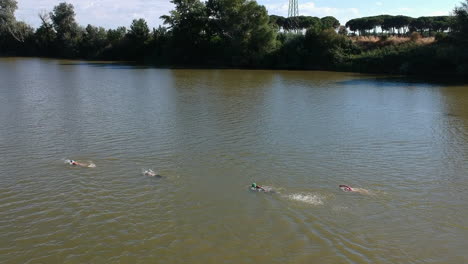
1 0 467 77
345 15 453 36
269 15 340 31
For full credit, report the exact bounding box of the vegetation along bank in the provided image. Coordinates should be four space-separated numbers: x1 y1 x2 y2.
1 0 467 78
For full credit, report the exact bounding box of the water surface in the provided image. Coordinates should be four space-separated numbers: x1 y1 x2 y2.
0 58 467 264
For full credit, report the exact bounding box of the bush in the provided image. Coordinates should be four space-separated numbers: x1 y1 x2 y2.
380 35 389 41
338 26 348 35
410 32 422 42
435 32 447 41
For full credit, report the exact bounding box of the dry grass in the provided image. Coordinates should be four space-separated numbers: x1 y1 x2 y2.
352 36 380 43
350 35 435 50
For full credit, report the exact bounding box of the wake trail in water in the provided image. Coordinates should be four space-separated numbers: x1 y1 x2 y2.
63 159 96 168
260 185 275 193
250 184 326 205
284 193 325 205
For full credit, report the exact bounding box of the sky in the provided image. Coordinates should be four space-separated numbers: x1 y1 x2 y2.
15 0 462 29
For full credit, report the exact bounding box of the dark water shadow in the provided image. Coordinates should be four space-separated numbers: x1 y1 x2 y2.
60 61 468 85
336 75 467 87
59 61 156 70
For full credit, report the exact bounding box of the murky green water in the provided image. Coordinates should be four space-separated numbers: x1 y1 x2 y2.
0 58 467 264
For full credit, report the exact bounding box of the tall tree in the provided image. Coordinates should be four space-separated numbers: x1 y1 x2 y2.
206 0 276 66
0 0 31 42
321 16 340 30
128 19 150 43
0 0 17 30
107 26 126 45
161 0 208 64
80 24 108 58
0 0 18 23
35 12 56 55
50 2 82 57
162 0 207 43
453 0 468 42
50 3 77 38
121 18 151 60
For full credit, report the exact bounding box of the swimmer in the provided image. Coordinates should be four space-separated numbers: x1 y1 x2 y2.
66 159 95 168
250 183 266 192
68 159 86 167
143 169 162 178
339 185 353 192
339 185 371 195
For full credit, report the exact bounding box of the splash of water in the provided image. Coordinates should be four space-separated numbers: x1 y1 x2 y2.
142 169 157 177
63 159 96 168
286 193 324 205
249 185 276 193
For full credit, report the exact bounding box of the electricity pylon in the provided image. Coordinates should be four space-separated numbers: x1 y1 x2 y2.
288 0 299 17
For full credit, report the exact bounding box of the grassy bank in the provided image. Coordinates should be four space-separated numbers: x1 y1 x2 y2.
1 0 467 79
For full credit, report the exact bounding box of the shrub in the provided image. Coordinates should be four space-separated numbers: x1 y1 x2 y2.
435 32 447 41
410 32 422 42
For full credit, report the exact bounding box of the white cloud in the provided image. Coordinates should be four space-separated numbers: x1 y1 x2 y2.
429 10 449 16
12 0 459 30
16 0 361 29
15 0 174 29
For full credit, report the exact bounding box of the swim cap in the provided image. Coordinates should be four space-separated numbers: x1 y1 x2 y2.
252 183 257 188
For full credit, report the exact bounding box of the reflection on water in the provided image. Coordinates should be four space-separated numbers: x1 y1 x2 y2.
0 58 467 264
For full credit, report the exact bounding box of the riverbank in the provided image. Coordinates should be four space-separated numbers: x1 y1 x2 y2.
1 1 467 79
2 43 466 82
2 26 467 80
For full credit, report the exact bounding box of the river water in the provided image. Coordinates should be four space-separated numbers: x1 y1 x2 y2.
0 58 467 264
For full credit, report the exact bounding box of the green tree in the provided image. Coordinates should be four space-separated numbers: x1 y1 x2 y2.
0 0 18 36
35 12 56 55
51 3 77 38
410 17 428 34
321 16 340 30
121 19 151 60
394 16 413 35
304 28 355 68
162 0 207 43
300 16 321 31
453 0 468 42
0 0 17 31
80 24 108 58
346 18 373 35
162 0 208 64
50 2 82 57
107 26 126 45
128 18 150 43
338 25 348 35
206 0 276 66
431 16 450 32
100 26 126 60
147 26 170 64
269 15 286 30
0 0 32 42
